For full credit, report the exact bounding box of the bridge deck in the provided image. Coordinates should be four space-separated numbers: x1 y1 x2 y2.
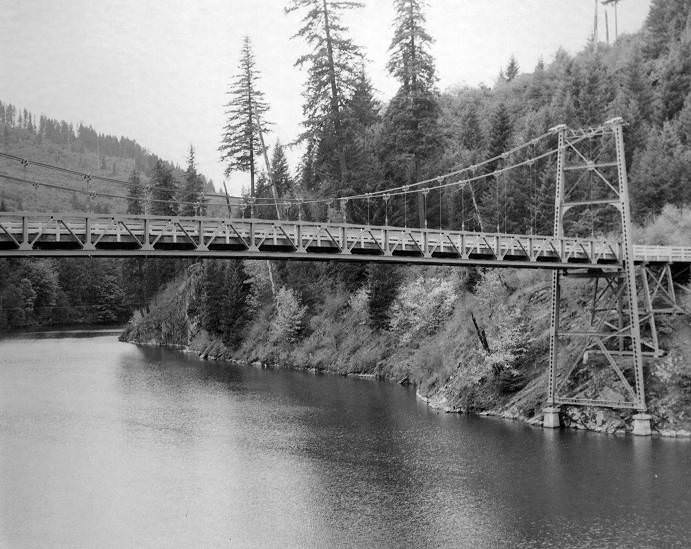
0 212 689 269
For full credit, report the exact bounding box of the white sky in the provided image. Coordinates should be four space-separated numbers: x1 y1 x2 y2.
0 0 651 194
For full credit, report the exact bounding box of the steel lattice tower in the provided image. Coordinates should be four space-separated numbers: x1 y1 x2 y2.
545 118 650 432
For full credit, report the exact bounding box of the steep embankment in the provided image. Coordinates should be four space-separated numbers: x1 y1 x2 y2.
121 250 691 437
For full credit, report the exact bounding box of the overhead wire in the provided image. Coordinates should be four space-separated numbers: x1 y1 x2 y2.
0 127 562 207
0 126 596 217
0 136 577 214
0 172 219 209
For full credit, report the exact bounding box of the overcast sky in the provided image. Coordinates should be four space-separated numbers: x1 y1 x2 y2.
0 0 651 194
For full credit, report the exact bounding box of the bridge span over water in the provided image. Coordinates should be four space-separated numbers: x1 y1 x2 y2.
0 212 690 270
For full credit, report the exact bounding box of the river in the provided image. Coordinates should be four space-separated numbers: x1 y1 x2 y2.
0 331 689 547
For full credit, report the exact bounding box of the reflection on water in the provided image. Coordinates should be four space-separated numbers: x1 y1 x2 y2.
1 333 690 547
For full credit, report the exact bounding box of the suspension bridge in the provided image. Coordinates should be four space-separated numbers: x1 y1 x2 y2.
1 118 690 433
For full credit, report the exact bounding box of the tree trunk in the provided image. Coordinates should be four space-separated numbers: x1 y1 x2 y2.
248 80 255 198
408 0 416 93
469 183 484 232
471 312 491 353
322 0 347 185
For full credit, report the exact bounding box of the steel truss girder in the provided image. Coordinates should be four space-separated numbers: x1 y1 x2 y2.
0 212 642 268
641 263 689 316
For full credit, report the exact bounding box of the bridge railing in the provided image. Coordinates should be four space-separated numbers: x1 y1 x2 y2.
631 245 691 263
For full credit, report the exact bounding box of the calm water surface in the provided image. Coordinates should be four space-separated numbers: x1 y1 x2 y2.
1 331 690 548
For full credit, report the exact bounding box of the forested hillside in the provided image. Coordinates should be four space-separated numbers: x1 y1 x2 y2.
0 105 213 329
123 1 691 433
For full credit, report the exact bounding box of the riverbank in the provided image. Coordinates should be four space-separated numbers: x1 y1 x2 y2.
124 330 691 438
120 262 691 438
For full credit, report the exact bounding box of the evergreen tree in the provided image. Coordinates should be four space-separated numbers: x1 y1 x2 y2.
219 36 270 197
367 264 402 330
460 106 482 151
678 92 691 146
221 260 251 346
658 38 691 121
342 68 381 197
150 160 178 216
608 45 654 159
387 0 436 95
201 260 251 347
270 141 293 198
631 122 691 219
569 47 614 126
286 0 364 190
643 0 689 59
505 55 520 81
380 0 441 227
5 104 15 127
479 103 513 232
201 260 225 332
180 145 206 216
126 169 145 215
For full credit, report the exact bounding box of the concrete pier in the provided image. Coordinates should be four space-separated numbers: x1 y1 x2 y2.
543 407 561 429
632 413 652 436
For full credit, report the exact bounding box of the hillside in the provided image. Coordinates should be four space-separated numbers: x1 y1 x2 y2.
0 106 215 330
0 107 219 213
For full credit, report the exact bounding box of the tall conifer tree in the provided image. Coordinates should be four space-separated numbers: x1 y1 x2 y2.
479 103 513 232
380 0 441 227
286 0 364 191
219 37 270 197
387 0 436 95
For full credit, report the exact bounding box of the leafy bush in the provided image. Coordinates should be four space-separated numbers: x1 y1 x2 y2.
632 204 691 246
348 287 369 324
388 276 457 344
270 287 307 344
473 271 529 377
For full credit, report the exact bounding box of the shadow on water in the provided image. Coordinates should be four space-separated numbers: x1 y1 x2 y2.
8 326 123 339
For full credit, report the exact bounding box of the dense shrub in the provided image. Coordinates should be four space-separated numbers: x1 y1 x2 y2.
270 287 307 344
388 276 457 344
